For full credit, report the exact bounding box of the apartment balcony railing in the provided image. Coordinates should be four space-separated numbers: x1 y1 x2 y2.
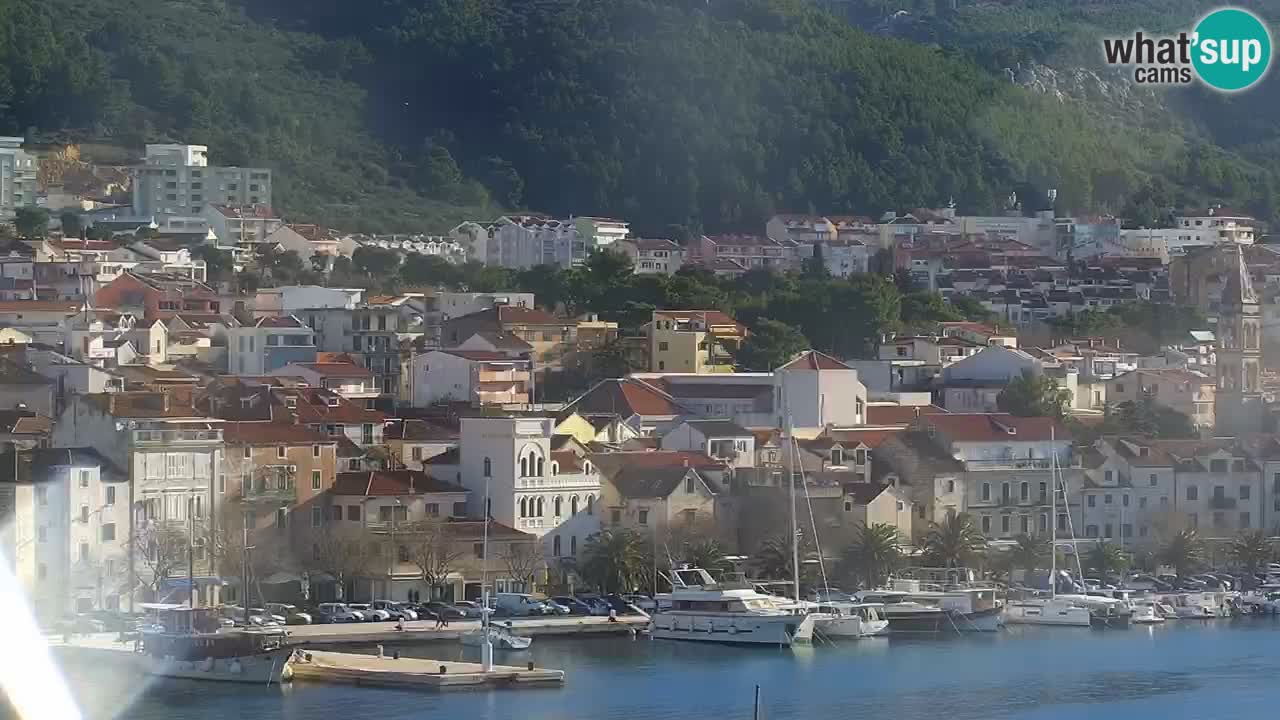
133 429 223 444
478 369 530 383
1209 496 1238 510
239 485 295 504
962 457 1076 471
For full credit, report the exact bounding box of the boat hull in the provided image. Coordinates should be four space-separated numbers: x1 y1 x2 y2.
650 613 814 646
813 616 890 639
143 648 294 684
883 606 1003 634
1005 601 1092 627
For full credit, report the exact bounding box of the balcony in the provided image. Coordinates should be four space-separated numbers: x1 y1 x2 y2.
478 369 530 383
133 429 223 445
240 484 295 504
1209 496 1237 510
962 457 1074 471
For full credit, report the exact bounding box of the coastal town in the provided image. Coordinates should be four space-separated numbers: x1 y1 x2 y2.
0 137 1276 633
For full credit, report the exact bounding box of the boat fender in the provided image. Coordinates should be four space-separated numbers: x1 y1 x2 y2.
228 660 242 675
727 625 737 635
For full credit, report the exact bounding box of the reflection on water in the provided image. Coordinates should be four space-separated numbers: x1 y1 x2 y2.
34 619 1280 720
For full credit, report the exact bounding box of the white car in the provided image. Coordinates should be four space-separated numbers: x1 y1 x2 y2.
348 603 390 622
452 601 489 618
541 599 571 616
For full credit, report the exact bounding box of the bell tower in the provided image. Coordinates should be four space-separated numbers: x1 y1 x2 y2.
1214 245 1264 435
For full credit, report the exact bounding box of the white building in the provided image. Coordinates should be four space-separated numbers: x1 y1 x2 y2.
2 448 129 619
411 349 532 407
433 292 535 321
201 204 284 246
226 316 318 375
0 137 38 221
253 286 364 318
132 144 272 218
456 415 602 546
619 238 686 275
659 419 755 469
450 215 625 270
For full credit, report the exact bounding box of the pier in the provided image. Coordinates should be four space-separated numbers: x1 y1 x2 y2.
282 615 648 647
289 650 565 689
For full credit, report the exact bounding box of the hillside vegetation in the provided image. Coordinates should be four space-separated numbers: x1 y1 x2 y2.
0 0 1276 233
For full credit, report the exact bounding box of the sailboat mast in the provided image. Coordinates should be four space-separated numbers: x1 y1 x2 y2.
787 411 800 604
1050 426 1056 600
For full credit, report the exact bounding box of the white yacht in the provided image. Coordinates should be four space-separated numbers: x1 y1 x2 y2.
854 590 951 633
811 601 890 639
1131 599 1166 624
650 568 817 646
1005 596 1094 627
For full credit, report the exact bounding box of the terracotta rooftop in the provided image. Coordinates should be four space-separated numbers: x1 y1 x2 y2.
865 404 948 427
564 378 684 418
916 413 1069 443
776 350 849 371
289 361 373 379
384 418 458 442
331 470 467 497
221 421 335 445
0 410 51 435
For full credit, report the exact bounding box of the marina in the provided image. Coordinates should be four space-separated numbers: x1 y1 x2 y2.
49 618 1280 720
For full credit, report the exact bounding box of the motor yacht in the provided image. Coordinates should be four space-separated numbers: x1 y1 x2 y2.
650 568 816 646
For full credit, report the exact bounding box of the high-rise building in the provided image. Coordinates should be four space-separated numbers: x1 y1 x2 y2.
0 137 38 221
1215 245 1265 435
131 144 271 218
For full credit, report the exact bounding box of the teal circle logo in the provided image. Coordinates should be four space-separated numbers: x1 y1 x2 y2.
1192 8 1272 91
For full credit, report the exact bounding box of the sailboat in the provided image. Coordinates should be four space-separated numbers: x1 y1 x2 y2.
1004 428 1093 627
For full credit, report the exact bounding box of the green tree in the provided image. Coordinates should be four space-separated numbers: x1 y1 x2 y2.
900 291 962 329
921 513 987 568
352 246 400 277
401 254 457 287
1085 542 1127 577
680 537 733 579
1229 530 1273 576
751 535 796 582
13 207 49 239
1103 397 1197 439
192 244 233 282
838 523 901 590
1009 533 1050 576
735 318 808 372
59 211 84 237
578 528 649 593
950 294 997 323
997 370 1072 419
1159 529 1206 577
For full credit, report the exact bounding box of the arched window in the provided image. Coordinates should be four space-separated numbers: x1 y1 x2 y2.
483 457 492 478
519 497 527 518
520 456 528 477
553 535 561 557
536 457 544 476
571 496 579 515
584 461 592 474
586 495 595 515
536 497 544 516
554 496 562 516
552 462 559 475
570 535 577 556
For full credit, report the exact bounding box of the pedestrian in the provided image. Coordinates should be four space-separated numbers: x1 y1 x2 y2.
433 611 445 630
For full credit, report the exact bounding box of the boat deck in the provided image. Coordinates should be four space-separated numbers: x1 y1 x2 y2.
290 650 565 689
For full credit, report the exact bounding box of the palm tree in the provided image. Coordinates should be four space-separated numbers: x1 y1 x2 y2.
681 537 732 578
751 534 796 581
579 529 649 593
838 523 902 590
1230 530 1273 576
1009 533 1050 576
1159 529 1206 577
1085 542 1127 578
922 513 988 568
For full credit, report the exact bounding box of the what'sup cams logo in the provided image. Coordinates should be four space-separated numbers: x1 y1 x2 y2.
1103 7 1272 91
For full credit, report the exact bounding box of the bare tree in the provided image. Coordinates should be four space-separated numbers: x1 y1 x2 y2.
405 519 465 598
308 530 376 601
501 540 544 593
129 521 190 601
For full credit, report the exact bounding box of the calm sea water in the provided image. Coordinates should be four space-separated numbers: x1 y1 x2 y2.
53 620 1280 720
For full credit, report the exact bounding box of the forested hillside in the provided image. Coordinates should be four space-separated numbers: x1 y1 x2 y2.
1 0 1277 233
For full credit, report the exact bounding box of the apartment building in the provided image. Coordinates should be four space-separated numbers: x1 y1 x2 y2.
0 137 38 221
132 144 271 217
648 309 745 374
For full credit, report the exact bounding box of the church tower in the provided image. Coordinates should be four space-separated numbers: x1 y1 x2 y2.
1214 245 1264 435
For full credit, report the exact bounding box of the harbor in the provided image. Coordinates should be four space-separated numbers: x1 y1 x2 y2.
49 619 1280 720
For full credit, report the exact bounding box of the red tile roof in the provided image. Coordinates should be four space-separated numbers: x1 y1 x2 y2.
255 316 308 329
440 349 524 362
565 378 683 417
918 413 1068 442
820 428 901 448
550 450 583 473
222 422 335 445
866 404 948 426
290 362 373 379
331 470 466 496
0 300 83 313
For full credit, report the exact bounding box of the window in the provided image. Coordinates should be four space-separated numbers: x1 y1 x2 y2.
311 507 322 528
638 509 649 526
332 506 343 521
685 476 695 494
79 542 90 563
1213 512 1225 529
453 502 466 517
981 515 991 533
1149 473 1158 486
277 446 286 459
421 503 438 517
946 480 955 494
1187 485 1198 501
1210 459 1227 473
1058 514 1067 532
101 523 115 541
611 508 621 524
37 526 47 543
1038 482 1047 501
658 342 669 351
535 497 544 516
37 564 46 581
244 447 252 459
1240 485 1251 500
36 486 47 506
311 470 321 490
276 508 288 528
1039 513 1048 532
553 535 561 557
1104 494 1112 505
78 470 90 488
1086 525 1098 538
1115 383 1124 393
474 543 485 559
571 536 578 556
981 483 990 501
1188 513 1198 528
313 445 321 458
1274 473 1280 493
1122 493 1130 507
1087 495 1096 507
361 424 374 445
587 495 595 515
483 457 492 478
1240 511 1252 528
105 486 115 505
1139 496 1147 509
1161 496 1168 507
348 459 361 471
348 505 361 522
1104 523 1113 538
412 447 423 461
1020 482 1029 501
1019 515 1029 533
1104 470 1113 483
397 545 410 563
80 505 89 523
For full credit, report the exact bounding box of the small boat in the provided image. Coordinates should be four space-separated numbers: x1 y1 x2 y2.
1165 593 1218 619
138 604 293 684
1131 600 1166 624
1004 596 1094 627
460 623 532 650
811 602 890 639
854 591 951 633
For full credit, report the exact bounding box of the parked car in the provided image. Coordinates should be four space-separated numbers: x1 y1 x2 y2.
266 603 312 625
421 601 465 620
541 599 572 615
249 608 286 626
347 603 390 622
451 601 489 618
550 596 595 615
1126 574 1173 592
575 595 612 615
316 603 361 623
623 594 659 612
372 600 416 621
494 593 547 617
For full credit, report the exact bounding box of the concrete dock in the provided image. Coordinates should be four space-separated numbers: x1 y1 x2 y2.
289 650 565 689
285 615 647 647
